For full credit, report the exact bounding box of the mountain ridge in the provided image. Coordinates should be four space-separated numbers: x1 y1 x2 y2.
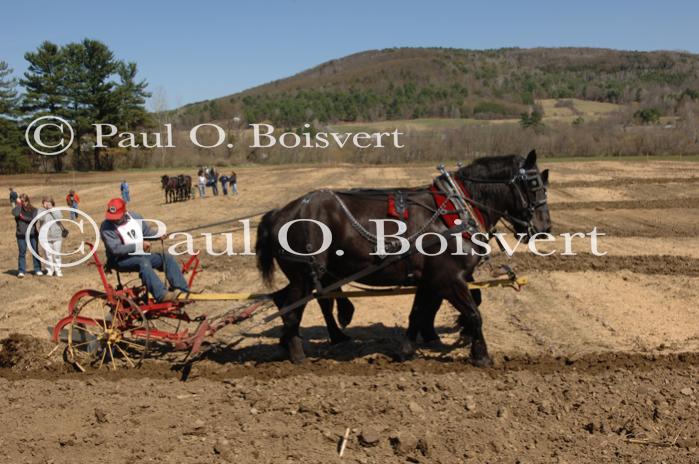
172 47 699 127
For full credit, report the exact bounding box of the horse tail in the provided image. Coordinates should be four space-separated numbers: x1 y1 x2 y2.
256 209 279 287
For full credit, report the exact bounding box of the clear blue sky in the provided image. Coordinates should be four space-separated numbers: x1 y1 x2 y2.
2 0 697 109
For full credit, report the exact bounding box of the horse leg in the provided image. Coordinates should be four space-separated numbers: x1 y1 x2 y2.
416 294 445 348
401 286 438 359
274 282 308 364
336 297 355 328
446 281 492 367
318 298 350 344
417 279 481 348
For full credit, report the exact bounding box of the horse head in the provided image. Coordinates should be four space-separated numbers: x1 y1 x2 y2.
161 175 169 189
512 150 551 238
457 150 551 240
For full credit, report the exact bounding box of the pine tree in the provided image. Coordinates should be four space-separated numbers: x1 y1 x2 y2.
63 39 120 169
20 39 149 172
0 61 29 173
0 61 19 114
21 41 68 171
115 61 151 130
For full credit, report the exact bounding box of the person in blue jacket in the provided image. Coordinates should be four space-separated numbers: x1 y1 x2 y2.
120 180 130 202
100 198 190 302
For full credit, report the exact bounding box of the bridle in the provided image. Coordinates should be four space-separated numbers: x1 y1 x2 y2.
457 164 548 234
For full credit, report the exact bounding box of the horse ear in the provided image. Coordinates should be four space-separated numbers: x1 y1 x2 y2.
541 169 549 186
525 149 537 167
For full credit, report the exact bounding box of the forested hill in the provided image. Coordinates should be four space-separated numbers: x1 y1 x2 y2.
173 47 699 127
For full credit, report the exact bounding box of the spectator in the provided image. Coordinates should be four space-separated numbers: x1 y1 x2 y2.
210 168 219 196
197 170 206 198
37 196 64 277
229 171 238 195
66 189 80 220
9 187 18 207
12 194 43 278
219 173 229 195
120 179 130 203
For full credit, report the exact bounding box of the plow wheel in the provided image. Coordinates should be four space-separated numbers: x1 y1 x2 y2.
64 295 151 371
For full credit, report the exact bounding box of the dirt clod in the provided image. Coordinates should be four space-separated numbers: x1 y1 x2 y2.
359 428 380 447
94 408 108 424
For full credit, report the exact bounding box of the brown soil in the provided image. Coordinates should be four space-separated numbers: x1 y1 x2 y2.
553 197 699 211
0 160 698 463
512 253 699 276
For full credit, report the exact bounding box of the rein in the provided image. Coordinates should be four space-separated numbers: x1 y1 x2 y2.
457 165 548 233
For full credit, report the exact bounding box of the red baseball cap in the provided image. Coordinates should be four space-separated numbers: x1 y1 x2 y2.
105 198 126 220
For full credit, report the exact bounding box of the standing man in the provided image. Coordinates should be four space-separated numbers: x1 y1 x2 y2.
9 187 18 207
100 198 190 302
66 189 80 220
219 173 229 195
120 179 130 203
211 168 219 196
229 170 238 195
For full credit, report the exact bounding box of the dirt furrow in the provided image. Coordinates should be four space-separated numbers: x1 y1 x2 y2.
511 253 699 276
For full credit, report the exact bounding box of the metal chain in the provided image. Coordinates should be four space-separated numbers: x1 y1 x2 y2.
325 190 456 246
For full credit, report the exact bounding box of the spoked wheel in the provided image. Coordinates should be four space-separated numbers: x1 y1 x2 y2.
64 295 151 371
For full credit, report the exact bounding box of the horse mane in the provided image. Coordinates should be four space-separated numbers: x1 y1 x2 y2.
455 155 525 222
457 154 523 181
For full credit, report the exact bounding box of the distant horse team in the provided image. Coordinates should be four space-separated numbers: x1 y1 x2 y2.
160 174 192 203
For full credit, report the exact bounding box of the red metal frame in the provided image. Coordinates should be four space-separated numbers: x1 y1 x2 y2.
52 244 201 345
52 243 270 365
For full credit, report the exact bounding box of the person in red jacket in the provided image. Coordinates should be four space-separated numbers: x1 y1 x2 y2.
66 189 80 219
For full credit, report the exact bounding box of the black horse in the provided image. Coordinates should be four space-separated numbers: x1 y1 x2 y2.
161 174 192 202
255 151 550 366
161 175 178 203
176 174 192 201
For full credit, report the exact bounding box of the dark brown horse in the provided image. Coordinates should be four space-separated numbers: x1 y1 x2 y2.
176 174 192 201
256 151 550 366
161 175 178 203
161 174 193 202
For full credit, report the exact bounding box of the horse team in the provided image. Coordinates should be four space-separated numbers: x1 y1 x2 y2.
160 174 192 203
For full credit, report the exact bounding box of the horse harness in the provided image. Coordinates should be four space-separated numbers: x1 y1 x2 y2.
277 163 548 292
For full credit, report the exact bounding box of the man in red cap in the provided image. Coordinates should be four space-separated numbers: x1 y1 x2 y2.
99 198 190 302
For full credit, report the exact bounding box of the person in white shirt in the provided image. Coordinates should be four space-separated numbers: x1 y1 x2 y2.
37 196 65 277
197 169 206 198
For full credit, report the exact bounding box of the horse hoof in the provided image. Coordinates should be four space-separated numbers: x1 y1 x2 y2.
286 337 306 364
470 354 493 368
399 339 416 361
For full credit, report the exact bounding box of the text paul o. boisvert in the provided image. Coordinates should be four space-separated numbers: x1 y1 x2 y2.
92 123 405 149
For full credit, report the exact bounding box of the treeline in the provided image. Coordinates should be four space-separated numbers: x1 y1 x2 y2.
0 39 150 173
235 83 524 128
173 47 699 127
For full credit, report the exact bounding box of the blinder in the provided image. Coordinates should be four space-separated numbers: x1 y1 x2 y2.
510 167 548 217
